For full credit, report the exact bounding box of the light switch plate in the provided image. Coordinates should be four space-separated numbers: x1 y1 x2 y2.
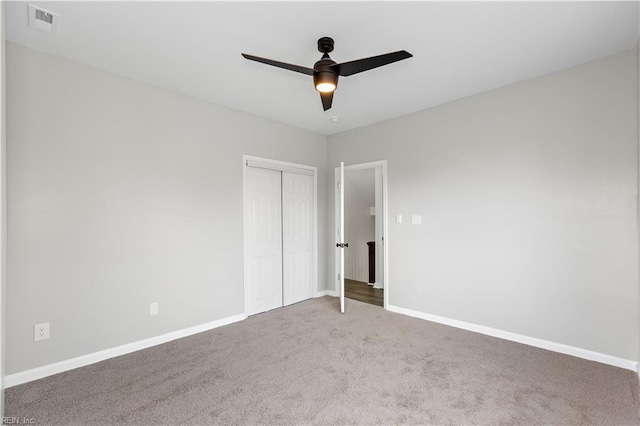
150 302 159 316
396 214 402 224
411 215 422 225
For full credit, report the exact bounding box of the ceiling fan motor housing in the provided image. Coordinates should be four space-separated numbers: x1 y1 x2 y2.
313 57 339 92
317 37 335 53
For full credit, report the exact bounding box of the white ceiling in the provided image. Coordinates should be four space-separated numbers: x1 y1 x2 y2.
5 1 639 136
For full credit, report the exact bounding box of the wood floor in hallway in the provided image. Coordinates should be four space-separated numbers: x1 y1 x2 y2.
345 278 383 307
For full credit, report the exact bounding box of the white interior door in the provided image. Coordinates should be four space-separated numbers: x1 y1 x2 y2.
338 162 345 313
246 167 283 316
282 172 314 306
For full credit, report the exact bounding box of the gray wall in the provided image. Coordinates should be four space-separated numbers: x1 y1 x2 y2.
6 43 327 374
328 49 639 361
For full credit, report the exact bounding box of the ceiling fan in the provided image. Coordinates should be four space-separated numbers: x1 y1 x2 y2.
242 37 413 111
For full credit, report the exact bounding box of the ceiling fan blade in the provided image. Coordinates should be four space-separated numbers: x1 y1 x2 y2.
333 50 412 77
241 53 314 76
320 91 334 111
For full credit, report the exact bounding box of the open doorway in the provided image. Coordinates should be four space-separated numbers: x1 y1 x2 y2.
343 168 382 306
335 161 387 310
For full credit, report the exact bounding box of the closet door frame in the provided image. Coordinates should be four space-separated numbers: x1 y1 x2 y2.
242 155 318 316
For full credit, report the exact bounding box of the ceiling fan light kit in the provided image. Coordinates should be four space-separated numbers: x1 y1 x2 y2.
242 37 412 111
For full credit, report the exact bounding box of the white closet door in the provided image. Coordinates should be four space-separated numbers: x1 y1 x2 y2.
282 172 314 306
246 167 283 316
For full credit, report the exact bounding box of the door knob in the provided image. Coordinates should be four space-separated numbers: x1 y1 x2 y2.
336 243 349 248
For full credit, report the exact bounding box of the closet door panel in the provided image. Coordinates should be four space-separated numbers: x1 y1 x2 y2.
246 168 283 315
282 172 314 306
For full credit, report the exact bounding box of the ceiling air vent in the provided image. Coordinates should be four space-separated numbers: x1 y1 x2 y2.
28 4 60 33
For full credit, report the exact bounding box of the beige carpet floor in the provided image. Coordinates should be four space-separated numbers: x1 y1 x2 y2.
5 297 640 425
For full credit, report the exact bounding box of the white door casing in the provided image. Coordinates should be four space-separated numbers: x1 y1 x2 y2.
282 172 314 306
374 167 384 289
245 167 283 316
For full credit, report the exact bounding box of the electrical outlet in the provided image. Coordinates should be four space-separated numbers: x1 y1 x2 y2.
34 322 50 342
149 302 159 316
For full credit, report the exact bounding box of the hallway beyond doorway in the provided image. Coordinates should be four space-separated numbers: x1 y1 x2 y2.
345 279 383 307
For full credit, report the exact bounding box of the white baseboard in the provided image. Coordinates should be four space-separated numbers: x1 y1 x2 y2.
316 290 337 297
386 304 637 372
5 313 247 388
